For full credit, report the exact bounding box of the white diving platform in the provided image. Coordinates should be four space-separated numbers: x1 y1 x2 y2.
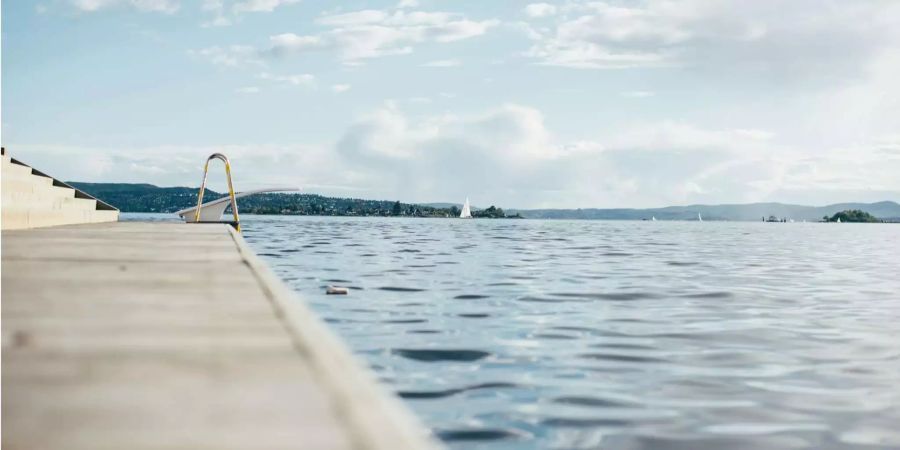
176 187 299 223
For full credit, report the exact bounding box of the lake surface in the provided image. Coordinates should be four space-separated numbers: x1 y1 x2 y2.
131 214 900 449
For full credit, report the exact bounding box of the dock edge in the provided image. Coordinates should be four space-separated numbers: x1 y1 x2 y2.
226 225 441 450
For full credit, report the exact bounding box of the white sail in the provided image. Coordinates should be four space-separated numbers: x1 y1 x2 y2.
460 197 472 219
698 213 703 222
651 216 657 221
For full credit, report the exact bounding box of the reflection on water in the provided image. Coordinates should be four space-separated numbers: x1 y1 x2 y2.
237 215 900 449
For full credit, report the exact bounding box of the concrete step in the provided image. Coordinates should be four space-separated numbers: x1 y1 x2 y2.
2 179 76 198
2 169 55 186
2 208 119 230
2 191 98 211
1 159 35 177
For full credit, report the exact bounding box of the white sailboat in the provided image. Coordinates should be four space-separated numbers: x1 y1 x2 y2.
698 213 703 222
460 197 472 219
836 217 841 223
651 216 657 221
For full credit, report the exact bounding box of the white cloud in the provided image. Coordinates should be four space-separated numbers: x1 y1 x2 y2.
810 49 900 145
333 104 717 205
70 0 179 13
524 0 900 74
264 8 498 63
236 86 260 94
396 0 418 9
524 1 695 69
332 103 900 207
536 46 671 69
332 84 352 93
268 33 327 54
70 0 119 12
193 6 496 65
422 59 461 67
524 3 557 18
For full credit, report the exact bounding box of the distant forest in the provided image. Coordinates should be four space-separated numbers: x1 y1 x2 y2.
69 183 519 219
69 182 899 221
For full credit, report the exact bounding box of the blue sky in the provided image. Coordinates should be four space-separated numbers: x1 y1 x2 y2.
3 0 900 208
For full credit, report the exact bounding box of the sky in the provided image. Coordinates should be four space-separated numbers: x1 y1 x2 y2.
2 0 900 208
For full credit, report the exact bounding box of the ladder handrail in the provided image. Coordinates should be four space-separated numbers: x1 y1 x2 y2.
194 153 241 232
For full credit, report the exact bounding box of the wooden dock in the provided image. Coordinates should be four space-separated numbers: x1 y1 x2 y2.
1 221 437 450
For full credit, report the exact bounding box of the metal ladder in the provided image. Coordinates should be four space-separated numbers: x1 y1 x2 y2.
194 153 241 232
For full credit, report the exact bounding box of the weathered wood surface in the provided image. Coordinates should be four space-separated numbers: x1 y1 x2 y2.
1 221 437 450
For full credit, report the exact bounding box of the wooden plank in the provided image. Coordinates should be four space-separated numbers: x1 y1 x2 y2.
2 222 438 450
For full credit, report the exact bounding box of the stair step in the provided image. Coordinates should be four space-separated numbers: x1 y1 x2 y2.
1 159 35 177
2 169 54 186
1 208 119 230
2 192 97 211
2 179 76 198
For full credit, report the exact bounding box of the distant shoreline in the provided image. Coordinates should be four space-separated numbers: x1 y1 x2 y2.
70 182 899 222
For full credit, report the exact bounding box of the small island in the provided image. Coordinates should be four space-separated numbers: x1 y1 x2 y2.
472 205 522 219
823 209 882 223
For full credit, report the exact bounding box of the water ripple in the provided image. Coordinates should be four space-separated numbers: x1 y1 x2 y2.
436 428 525 442
378 286 427 292
392 348 491 362
398 382 519 399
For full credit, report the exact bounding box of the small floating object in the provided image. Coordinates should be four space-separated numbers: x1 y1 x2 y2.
326 286 349 295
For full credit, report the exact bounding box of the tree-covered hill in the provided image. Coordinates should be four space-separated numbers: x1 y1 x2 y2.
68 182 517 218
68 183 223 213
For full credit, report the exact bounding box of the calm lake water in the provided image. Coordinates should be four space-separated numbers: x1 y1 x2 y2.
128 214 900 449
